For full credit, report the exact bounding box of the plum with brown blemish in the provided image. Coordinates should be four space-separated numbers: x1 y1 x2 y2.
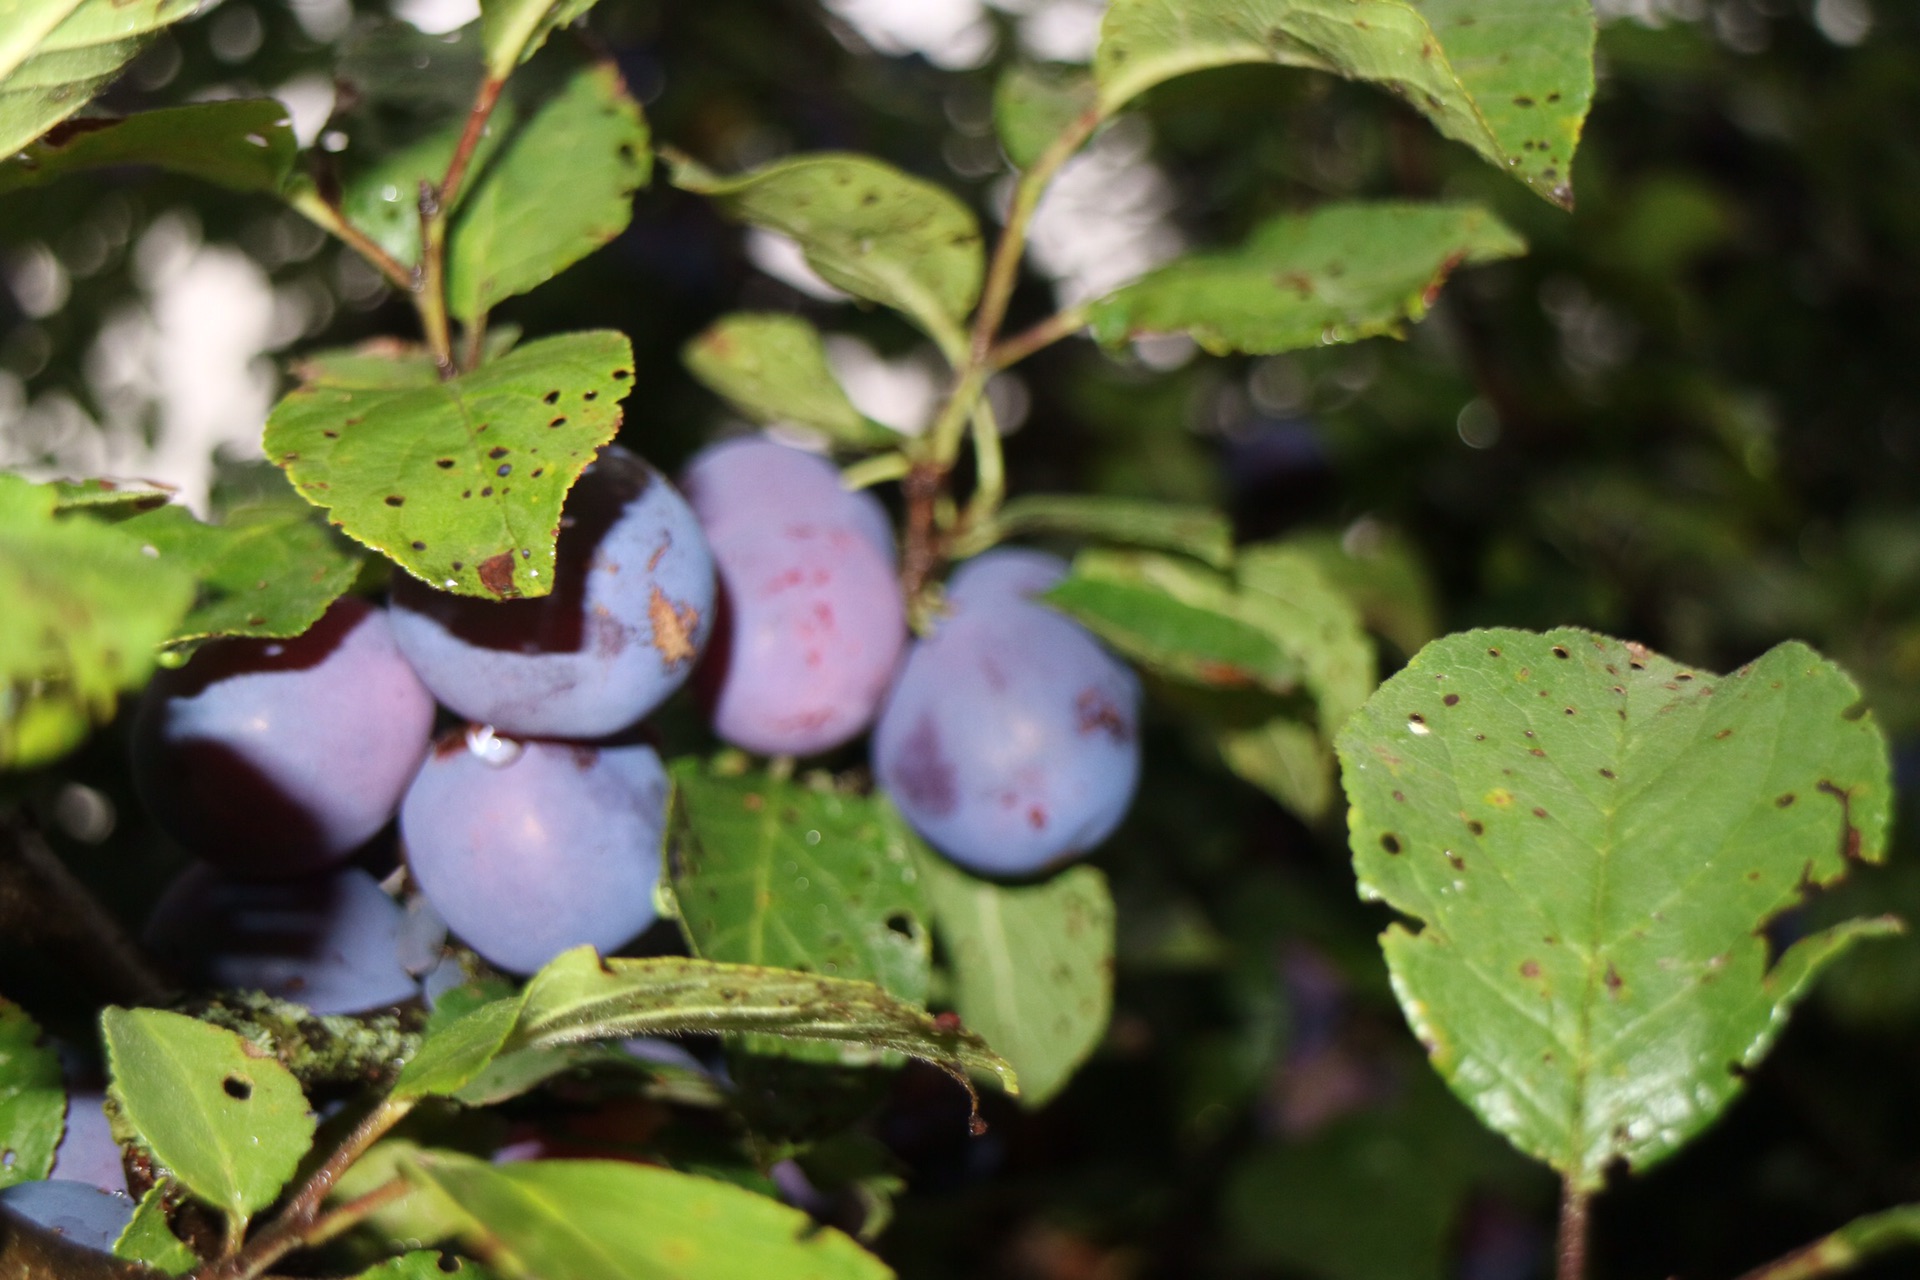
399 729 668 974
389 445 716 739
873 549 1141 875
130 596 436 878
681 437 905 756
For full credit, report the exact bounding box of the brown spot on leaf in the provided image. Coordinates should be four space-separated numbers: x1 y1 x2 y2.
1521 960 1540 978
1381 833 1402 854
384 495 403 506
478 551 518 597
1444 693 1460 707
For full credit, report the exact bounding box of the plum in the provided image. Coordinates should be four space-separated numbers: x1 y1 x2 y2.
144 864 421 1015
130 597 435 878
682 437 906 755
873 549 1141 875
400 728 668 974
390 445 716 739
0 1181 134 1254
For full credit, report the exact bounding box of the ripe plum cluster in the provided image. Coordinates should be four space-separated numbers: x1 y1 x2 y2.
127 436 1144 1009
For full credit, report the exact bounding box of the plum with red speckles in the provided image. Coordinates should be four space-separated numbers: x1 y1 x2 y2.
682 438 905 756
390 445 716 739
0 1181 134 1254
401 728 668 974
130 597 435 879
144 864 421 1014
873 549 1141 875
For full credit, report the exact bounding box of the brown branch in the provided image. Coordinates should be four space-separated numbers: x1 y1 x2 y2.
438 75 506 215
1557 1180 1591 1280
988 305 1089 370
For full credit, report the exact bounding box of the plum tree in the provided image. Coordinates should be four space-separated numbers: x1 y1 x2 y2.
0 1181 134 1254
400 727 669 974
130 597 436 878
873 549 1142 876
143 865 421 1015
682 438 906 756
390 446 715 739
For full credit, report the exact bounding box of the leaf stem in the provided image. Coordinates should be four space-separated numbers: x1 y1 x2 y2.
189 1097 414 1280
415 183 455 375
840 451 911 491
1557 1180 1591 1280
1733 1205 1920 1280
283 184 415 294
439 75 506 215
989 303 1090 370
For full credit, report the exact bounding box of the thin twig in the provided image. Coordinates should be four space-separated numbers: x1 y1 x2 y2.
190 1098 414 1280
0 818 171 1007
283 186 415 294
438 75 506 215
415 182 454 376
989 304 1089 370
1557 1180 1590 1280
1733 1205 1920 1280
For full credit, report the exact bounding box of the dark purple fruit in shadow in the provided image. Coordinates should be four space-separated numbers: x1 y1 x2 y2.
131 597 435 878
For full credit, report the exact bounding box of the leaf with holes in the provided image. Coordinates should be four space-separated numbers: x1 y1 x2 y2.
1088 203 1523 355
0 0 202 157
671 152 984 353
1094 0 1596 206
263 332 631 599
112 1186 196 1275
669 764 932 1063
683 314 897 449
101 1009 315 1226
508 948 1015 1093
402 1151 894 1280
994 63 1096 171
447 57 650 322
0 999 62 1189
958 494 1234 569
914 850 1114 1107
117 501 361 654
1336 628 1897 1188
0 99 296 197
0 474 194 771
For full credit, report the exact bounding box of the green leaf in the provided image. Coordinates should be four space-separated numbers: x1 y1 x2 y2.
48 478 171 515
1281 526 1440 659
1088 202 1524 355
0 100 297 197
354 1250 494 1279
117 501 361 654
1216 715 1334 822
1237 541 1375 734
994 64 1096 171
509 948 1016 1094
0 998 62 1189
1093 0 1596 206
671 152 984 354
1336 629 1897 1188
112 1185 196 1275
0 0 200 157
0 474 193 770
956 494 1234 569
915 851 1115 1108
392 997 524 1102
263 332 632 599
1045 550 1305 694
447 57 650 322
682 314 897 449
402 1151 894 1279
481 0 602 79
101 1008 315 1225
668 763 932 1008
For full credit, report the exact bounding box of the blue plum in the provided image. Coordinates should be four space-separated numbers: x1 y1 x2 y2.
130 597 436 878
400 728 668 974
873 549 1141 875
390 446 716 739
50 1092 123 1196
144 864 421 1014
683 439 906 756
0 1181 134 1254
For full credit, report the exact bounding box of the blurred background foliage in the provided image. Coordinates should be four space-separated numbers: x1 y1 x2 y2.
6 1 1920 1277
